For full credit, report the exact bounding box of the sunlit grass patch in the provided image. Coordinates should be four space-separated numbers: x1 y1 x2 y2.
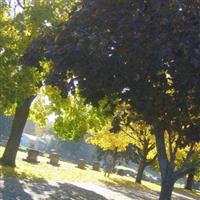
0 146 106 183
99 176 154 191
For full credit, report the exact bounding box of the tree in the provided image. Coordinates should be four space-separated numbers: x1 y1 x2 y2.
0 0 80 167
31 86 110 140
88 108 157 184
185 170 195 191
114 103 158 184
0 1 41 166
151 133 200 190
24 1 200 199
181 145 200 190
185 167 200 191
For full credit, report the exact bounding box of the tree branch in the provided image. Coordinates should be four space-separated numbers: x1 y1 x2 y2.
146 154 157 165
175 160 200 180
147 143 155 152
16 0 25 9
168 132 178 170
120 128 135 140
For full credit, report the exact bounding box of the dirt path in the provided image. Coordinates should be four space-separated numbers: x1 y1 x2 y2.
0 177 199 200
69 183 132 200
70 182 199 200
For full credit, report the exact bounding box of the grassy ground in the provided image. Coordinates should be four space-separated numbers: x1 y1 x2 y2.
0 146 199 199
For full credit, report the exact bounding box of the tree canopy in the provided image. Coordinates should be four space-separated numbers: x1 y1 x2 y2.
0 0 81 167
31 86 110 140
38 1 199 199
4 1 200 199
46 0 200 140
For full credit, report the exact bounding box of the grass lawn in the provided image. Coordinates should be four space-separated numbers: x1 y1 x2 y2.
0 146 199 199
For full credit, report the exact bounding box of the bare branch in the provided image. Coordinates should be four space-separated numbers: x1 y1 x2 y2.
147 143 155 152
127 123 137 132
16 0 25 9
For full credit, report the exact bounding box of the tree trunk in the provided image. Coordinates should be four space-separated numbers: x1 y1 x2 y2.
1 96 35 167
185 172 194 190
135 160 146 184
155 127 175 200
155 129 168 178
159 178 175 200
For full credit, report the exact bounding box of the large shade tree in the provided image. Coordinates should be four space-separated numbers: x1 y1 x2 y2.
0 1 42 167
30 1 200 200
0 0 80 167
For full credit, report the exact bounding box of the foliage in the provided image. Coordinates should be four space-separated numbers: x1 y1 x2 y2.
7 1 200 197
174 141 200 181
88 123 156 159
31 86 111 140
151 132 200 169
30 0 199 143
0 0 81 126
0 2 38 112
0 0 80 114
0 0 81 167
88 123 130 152
88 103 157 174
43 1 200 198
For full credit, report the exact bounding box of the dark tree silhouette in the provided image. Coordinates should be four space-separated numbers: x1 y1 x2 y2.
23 1 200 199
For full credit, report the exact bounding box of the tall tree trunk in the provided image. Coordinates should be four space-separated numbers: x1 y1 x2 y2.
155 127 175 200
185 172 194 190
160 178 175 200
1 96 35 167
135 160 146 184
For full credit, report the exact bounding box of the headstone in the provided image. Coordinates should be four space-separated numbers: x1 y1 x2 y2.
117 169 125 176
23 149 40 163
92 161 100 171
78 159 85 169
49 153 60 166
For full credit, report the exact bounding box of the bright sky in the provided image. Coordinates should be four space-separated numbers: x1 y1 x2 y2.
9 0 23 17
47 113 57 123
44 96 57 123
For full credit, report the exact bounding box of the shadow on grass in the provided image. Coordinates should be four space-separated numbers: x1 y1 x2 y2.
0 165 34 200
99 177 159 200
173 188 200 199
0 164 107 200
